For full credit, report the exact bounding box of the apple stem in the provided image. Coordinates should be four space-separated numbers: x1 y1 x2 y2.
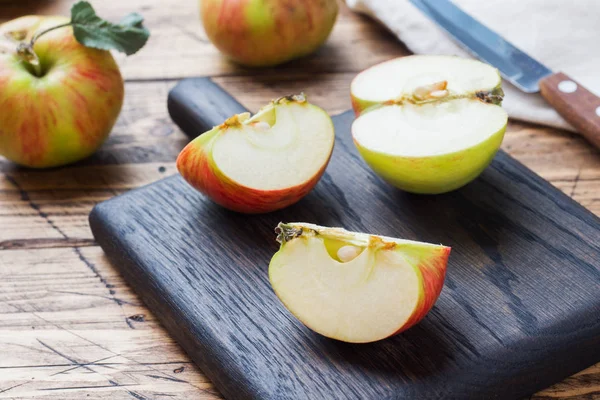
475 88 505 105
30 22 73 46
16 22 73 77
275 223 304 244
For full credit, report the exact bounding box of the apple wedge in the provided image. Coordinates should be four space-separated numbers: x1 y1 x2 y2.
177 95 335 213
350 55 508 194
269 222 450 343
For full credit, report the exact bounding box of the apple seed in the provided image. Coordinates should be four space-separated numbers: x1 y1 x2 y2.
252 121 271 131
429 89 449 98
337 245 361 262
413 80 448 101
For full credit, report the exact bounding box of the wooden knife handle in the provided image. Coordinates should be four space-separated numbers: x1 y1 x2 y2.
539 72 600 150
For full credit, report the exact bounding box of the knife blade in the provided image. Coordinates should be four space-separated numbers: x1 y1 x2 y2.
409 0 600 150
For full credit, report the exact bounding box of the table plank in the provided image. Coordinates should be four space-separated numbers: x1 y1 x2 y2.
0 0 598 398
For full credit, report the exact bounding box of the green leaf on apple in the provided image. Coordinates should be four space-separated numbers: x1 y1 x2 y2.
70 1 150 55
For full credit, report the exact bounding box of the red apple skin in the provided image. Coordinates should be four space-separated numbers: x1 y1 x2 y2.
200 0 338 67
389 246 450 337
350 94 376 116
0 16 124 168
176 129 332 214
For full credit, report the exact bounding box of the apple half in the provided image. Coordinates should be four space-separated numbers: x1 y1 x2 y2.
269 222 450 343
350 55 508 194
177 95 335 213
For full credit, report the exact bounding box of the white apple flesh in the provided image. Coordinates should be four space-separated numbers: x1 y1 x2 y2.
351 55 503 113
269 223 450 343
177 95 335 213
350 55 508 194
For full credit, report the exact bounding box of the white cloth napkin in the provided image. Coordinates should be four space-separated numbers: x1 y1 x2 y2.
346 0 600 131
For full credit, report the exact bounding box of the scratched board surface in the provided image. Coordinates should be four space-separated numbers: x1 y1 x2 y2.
90 78 600 400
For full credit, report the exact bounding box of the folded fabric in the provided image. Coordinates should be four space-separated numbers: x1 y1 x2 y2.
346 0 600 131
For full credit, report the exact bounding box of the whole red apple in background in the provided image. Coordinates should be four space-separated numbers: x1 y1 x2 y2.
200 0 339 67
0 16 124 168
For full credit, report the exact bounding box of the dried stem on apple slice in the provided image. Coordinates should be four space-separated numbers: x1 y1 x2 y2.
476 87 505 105
220 112 251 129
275 223 304 244
273 93 307 105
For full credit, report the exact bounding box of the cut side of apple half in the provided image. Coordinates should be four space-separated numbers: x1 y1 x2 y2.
269 222 450 343
177 95 335 213
350 55 508 194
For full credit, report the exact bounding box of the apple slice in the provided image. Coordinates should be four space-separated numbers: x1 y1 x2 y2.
177 95 335 213
351 55 504 115
269 222 450 343
350 55 508 194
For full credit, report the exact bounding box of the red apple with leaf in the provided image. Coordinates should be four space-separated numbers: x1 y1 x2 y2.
0 1 149 168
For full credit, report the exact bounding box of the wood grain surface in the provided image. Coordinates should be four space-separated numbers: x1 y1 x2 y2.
0 0 599 399
540 72 600 151
90 79 600 400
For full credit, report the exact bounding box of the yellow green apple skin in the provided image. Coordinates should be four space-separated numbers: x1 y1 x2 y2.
269 223 450 343
353 123 506 194
350 95 379 117
349 55 508 194
0 16 124 168
200 0 338 67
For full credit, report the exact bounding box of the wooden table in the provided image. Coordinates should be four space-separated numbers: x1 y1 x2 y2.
1 1 598 399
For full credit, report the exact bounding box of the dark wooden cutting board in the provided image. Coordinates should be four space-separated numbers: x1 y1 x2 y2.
90 78 600 400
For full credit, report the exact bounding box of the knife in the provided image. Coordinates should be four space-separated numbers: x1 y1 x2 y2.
409 0 600 150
